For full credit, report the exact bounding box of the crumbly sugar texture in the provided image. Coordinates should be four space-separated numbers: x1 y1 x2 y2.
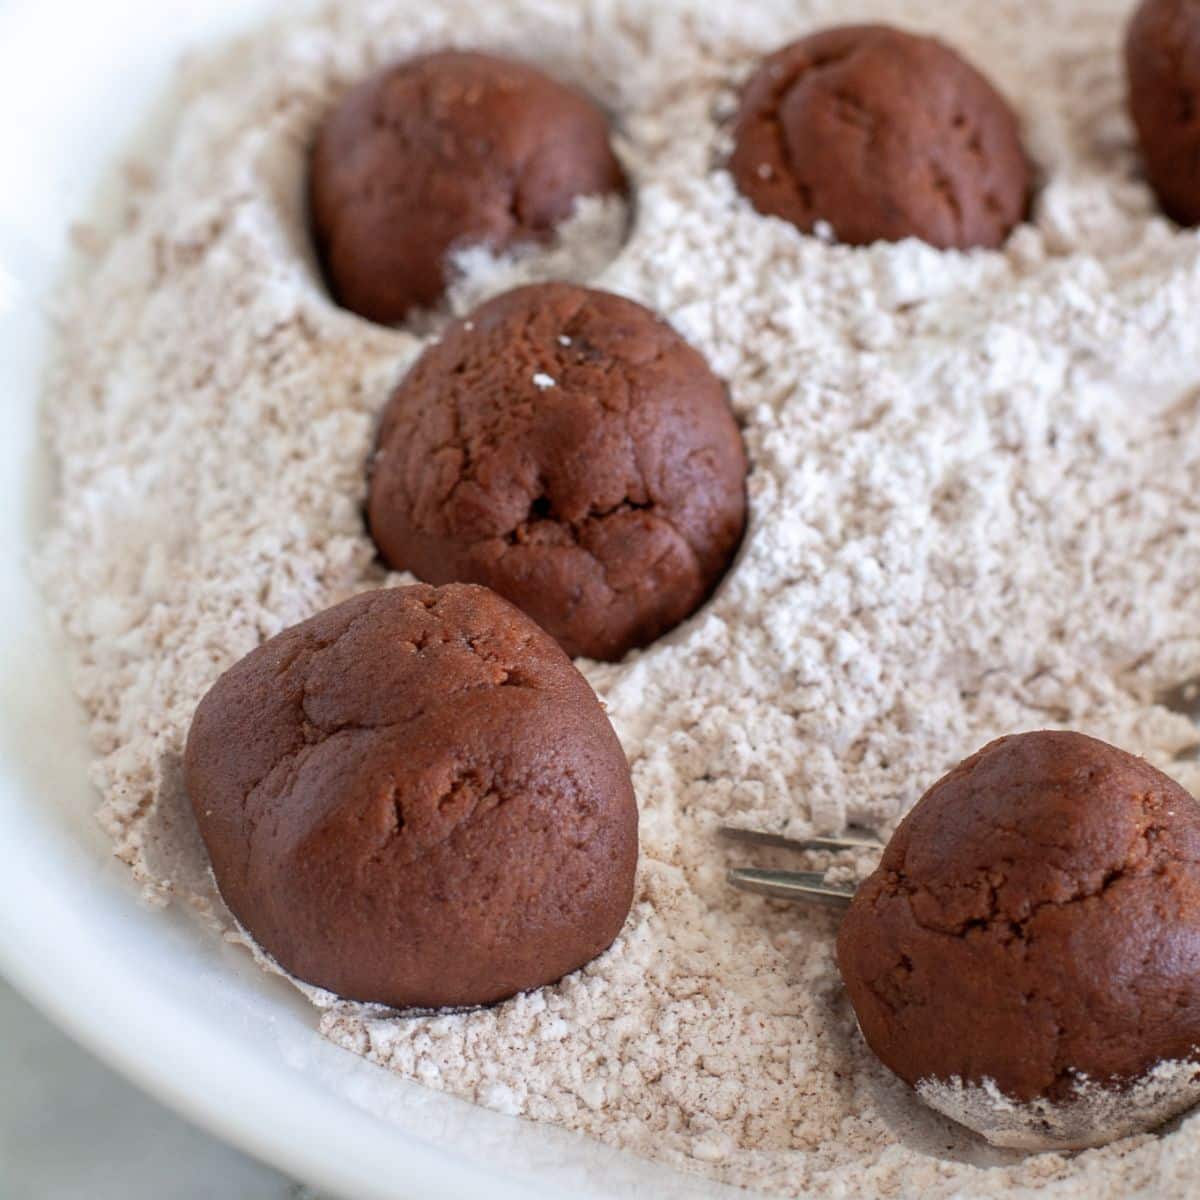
35 0 1200 1196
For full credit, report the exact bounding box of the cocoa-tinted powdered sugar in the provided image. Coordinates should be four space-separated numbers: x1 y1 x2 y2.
37 0 1200 1195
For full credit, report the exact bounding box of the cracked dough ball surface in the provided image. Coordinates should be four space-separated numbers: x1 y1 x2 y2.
366 282 748 662
184 582 638 1009
730 24 1030 249
309 50 627 324
837 730 1200 1112
1127 0 1200 226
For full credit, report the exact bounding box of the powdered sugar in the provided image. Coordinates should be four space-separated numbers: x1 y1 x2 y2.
919 1063 1200 1152
36 0 1200 1196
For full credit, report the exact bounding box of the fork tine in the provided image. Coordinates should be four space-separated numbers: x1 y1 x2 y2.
719 825 883 853
727 867 857 908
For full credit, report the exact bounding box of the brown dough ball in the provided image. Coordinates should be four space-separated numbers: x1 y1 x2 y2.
366 282 748 662
1127 0 1200 225
730 25 1030 249
838 732 1200 1120
184 583 638 1009
309 51 627 324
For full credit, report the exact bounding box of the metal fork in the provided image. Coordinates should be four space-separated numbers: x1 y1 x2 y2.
721 824 883 909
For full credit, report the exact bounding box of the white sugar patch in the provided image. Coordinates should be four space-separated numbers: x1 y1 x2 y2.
920 1062 1200 1151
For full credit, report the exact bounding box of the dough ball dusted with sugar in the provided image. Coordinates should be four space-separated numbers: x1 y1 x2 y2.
731 25 1030 250
837 731 1200 1149
367 282 748 662
1127 0 1200 225
309 50 627 323
184 583 638 1010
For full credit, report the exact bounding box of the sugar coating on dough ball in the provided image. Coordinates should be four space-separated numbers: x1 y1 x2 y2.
1127 0 1200 226
184 583 639 1010
837 731 1200 1149
731 24 1030 250
366 282 748 662
309 51 627 323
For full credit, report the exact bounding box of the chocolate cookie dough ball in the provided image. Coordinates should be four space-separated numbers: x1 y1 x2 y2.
310 51 627 323
731 25 1030 249
837 731 1200 1149
184 584 638 1009
367 282 748 662
1127 0 1200 225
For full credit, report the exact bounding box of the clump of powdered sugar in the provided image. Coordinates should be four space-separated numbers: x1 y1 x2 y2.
919 1063 1200 1152
32 0 1200 1196
446 194 628 313
405 193 629 336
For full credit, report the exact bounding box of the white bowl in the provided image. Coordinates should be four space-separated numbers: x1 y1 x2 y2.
0 4 744 1197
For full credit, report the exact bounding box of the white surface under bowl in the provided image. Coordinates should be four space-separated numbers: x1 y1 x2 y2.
0 4 745 1197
